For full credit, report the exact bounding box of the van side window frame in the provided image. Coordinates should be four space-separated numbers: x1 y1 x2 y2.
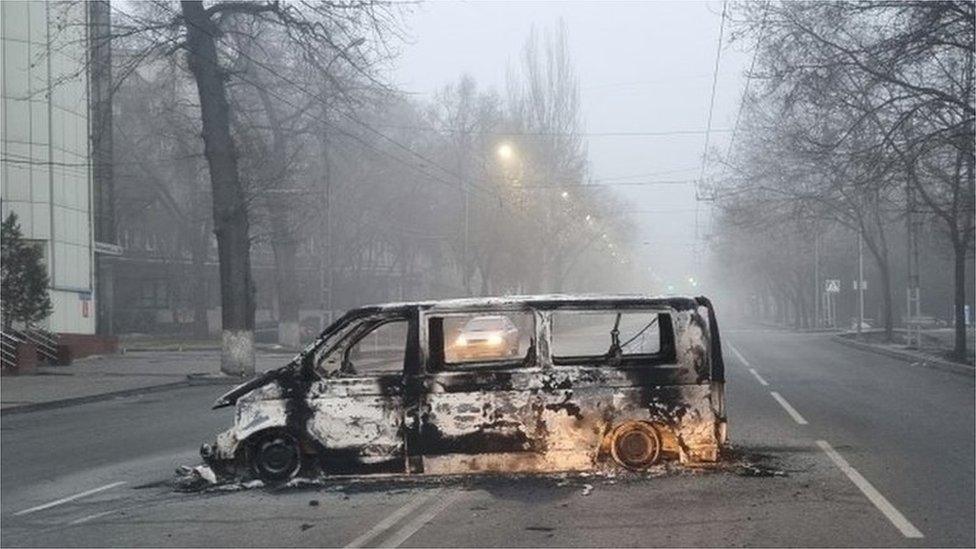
341 317 410 376
546 308 677 368
312 311 415 377
423 309 538 373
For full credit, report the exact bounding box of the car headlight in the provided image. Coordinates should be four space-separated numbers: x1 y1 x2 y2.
456 335 468 346
486 334 503 345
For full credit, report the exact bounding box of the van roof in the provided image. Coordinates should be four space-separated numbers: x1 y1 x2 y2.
353 294 704 315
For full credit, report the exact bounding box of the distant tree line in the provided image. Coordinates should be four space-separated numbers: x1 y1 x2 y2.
105 2 635 374
713 1 973 358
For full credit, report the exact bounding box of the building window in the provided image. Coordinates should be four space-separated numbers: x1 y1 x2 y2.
137 279 168 308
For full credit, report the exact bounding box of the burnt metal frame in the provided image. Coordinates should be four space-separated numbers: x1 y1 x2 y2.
209 295 725 474
300 295 715 378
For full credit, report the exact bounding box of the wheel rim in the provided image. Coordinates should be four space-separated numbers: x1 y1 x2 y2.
611 423 661 469
254 435 300 480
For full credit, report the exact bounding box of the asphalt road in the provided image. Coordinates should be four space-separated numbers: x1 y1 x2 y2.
2 329 973 547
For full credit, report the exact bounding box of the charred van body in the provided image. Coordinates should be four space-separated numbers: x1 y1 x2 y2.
200 295 728 482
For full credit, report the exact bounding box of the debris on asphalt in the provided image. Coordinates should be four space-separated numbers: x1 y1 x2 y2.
171 444 787 496
174 464 219 492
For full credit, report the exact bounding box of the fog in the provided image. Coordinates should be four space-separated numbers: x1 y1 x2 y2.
31 0 966 367
395 1 750 290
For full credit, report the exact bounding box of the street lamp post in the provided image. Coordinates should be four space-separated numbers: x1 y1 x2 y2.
857 232 864 339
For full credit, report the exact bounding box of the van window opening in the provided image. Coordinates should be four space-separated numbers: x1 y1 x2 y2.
551 311 674 366
343 319 408 375
428 312 534 370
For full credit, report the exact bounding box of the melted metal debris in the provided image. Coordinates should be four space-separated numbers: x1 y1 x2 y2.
171 456 767 495
175 465 220 492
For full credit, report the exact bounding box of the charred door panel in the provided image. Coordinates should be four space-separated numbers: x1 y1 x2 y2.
419 368 545 453
307 376 405 469
419 367 555 473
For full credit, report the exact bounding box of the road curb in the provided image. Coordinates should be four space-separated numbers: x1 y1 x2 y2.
832 335 975 377
0 374 245 416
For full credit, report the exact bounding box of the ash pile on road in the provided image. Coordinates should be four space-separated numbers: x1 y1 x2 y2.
173 448 786 495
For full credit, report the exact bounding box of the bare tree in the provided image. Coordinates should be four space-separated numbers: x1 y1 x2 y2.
724 1 973 352
106 0 403 374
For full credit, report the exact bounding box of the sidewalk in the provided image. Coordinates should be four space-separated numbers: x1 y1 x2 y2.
0 350 293 413
833 332 975 377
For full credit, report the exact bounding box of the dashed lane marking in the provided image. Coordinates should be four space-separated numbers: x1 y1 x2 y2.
13 482 127 516
344 489 442 548
817 440 924 539
68 509 120 525
770 391 808 425
729 344 750 367
375 490 464 548
749 368 770 386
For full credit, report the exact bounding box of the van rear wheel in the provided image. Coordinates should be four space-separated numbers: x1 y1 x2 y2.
249 431 301 483
610 422 661 470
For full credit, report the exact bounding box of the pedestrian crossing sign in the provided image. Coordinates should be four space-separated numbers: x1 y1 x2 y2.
825 279 841 293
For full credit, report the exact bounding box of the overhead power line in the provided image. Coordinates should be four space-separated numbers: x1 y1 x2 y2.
724 1 770 170
698 0 730 191
372 125 735 138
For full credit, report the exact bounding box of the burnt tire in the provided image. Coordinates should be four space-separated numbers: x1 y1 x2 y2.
610 422 661 470
249 431 301 483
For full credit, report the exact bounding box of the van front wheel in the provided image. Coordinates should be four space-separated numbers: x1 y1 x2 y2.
249 431 301 483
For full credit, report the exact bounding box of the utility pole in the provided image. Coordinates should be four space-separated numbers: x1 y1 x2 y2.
905 182 921 348
857 232 865 339
463 187 469 293
814 231 820 328
318 105 334 328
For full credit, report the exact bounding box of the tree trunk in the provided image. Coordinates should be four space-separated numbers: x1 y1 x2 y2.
271 217 301 349
251 68 301 349
189 224 210 338
863 230 895 342
878 260 893 342
182 1 255 376
952 242 968 359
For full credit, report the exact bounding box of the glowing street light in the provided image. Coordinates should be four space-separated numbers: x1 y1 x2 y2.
496 143 514 162
560 191 569 200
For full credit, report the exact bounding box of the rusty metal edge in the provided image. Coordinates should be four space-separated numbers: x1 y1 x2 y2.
832 335 975 377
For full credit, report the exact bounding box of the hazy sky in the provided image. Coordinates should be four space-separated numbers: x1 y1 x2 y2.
393 1 751 290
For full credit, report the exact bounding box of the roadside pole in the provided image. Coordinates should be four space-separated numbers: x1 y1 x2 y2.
858 232 864 339
814 232 820 328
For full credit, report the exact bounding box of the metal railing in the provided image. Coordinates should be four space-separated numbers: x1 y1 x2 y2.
1 330 23 370
0 326 60 370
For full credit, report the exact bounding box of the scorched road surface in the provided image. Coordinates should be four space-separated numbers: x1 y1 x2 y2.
2 330 973 547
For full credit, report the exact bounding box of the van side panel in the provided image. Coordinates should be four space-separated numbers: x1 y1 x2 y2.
420 308 721 473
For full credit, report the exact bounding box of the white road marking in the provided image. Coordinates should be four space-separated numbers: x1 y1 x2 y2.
13 481 127 516
817 440 924 539
749 368 770 386
729 344 750 367
68 509 119 525
344 489 441 548
770 391 808 425
376 490 464 548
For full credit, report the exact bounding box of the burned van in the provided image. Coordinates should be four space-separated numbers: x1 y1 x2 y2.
200 295 727 482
